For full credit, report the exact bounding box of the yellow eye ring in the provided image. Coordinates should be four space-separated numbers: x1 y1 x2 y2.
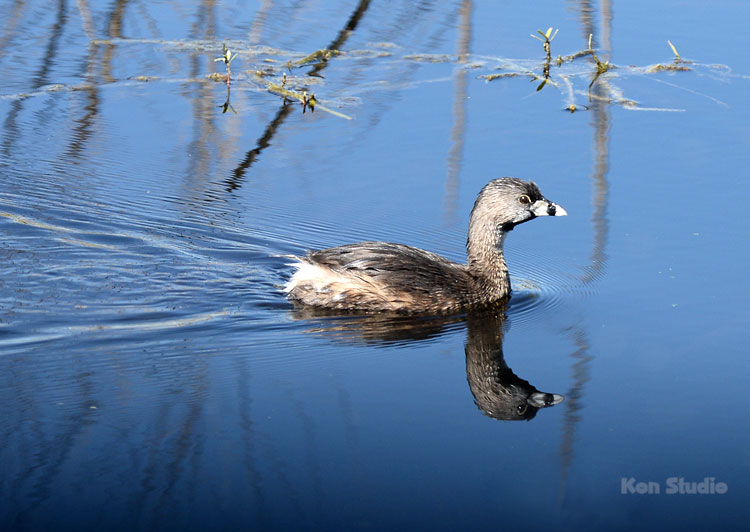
519 195 531 205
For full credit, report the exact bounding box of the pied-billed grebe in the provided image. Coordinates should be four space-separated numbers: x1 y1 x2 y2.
285 177 566 314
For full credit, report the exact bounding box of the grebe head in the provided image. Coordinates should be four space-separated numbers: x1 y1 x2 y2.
470 177 567 234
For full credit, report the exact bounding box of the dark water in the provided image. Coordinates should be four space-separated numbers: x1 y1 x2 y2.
1 1 749 530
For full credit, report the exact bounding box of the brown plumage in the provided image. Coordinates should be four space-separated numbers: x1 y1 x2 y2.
284 177 566 314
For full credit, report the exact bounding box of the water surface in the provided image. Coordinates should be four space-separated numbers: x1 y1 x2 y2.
1 1 749 530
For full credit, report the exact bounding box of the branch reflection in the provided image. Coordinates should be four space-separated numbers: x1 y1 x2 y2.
226 0 372 191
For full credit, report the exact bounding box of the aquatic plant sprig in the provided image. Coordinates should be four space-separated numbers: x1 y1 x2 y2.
254 73 352 120
531 27 559 44
644 40 693 73
587 50 611 98
531 27 558 91
556 33 594 64
214 44 238 85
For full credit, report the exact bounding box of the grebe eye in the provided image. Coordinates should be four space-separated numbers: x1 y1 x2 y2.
519 195 531 205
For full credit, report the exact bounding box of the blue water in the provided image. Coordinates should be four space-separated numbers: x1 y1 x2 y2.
1 1 749 530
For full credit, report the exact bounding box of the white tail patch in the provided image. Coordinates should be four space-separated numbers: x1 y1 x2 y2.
284 260 351 294
284 258 393 302
283 260 313 293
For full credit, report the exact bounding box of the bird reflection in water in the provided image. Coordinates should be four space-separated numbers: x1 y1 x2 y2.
464 312 563 420
289 307 563 421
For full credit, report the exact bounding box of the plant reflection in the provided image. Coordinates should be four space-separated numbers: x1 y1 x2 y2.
290 307 564 421
219 83 236 114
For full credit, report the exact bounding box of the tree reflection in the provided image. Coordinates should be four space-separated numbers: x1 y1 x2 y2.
226 0 373 191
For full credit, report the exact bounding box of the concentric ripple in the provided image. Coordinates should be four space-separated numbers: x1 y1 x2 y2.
507 251 597 327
